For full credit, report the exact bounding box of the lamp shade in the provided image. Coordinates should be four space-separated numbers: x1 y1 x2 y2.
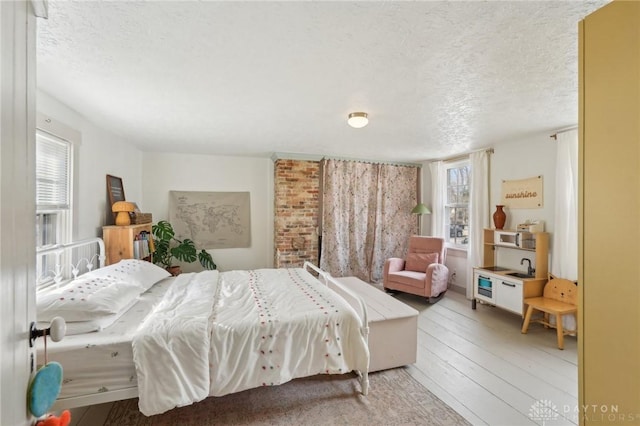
411 203 431 215
347 112 368 128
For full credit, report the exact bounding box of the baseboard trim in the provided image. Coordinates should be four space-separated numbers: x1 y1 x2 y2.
449 284 466 295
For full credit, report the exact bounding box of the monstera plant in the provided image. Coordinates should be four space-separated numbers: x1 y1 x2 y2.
151 220 216 275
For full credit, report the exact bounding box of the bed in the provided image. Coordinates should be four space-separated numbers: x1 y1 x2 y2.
35 238 370 416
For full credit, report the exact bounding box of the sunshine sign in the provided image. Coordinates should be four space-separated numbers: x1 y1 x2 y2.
501 175 543 209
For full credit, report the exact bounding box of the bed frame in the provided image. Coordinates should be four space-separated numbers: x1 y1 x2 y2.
38 238 370 410
36 237 106 289
303 261 370 394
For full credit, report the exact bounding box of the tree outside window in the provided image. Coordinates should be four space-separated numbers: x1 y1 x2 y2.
445 161 470 246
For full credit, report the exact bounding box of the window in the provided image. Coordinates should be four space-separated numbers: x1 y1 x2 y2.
445 160 470 246
36 130 72 286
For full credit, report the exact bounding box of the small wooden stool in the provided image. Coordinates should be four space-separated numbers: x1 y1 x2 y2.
521 275 577 350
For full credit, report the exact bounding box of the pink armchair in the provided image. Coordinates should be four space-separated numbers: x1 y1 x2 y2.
383 236 449 303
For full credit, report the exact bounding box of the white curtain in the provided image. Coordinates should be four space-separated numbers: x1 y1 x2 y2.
429 161 445 238
467 151 490 298
551 129 578 281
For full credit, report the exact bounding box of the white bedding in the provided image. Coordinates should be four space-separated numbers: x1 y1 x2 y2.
133 267 369 416
37 277 174 400
133 270 219 416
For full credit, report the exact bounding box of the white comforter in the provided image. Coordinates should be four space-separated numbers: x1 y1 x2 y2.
132 270 219 416
133 268 369 416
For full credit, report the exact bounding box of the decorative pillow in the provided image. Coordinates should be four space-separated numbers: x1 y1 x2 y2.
37 275 143 322
82 259 171 292
405 252 439 272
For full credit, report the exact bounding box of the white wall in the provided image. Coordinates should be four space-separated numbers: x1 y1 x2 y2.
141 152 274 272
491 133 557 271
490 133 556 235
37 89 557 280
38 93 275 272
37 90 143 239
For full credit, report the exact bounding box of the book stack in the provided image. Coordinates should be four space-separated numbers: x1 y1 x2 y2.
133 231 153 260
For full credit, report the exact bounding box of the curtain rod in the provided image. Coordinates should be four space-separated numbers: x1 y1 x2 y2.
434 147 494 163
271 152 422 167
550 126 578 140
321 155 422 168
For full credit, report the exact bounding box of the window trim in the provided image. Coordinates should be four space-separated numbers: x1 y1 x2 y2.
35 114 80 288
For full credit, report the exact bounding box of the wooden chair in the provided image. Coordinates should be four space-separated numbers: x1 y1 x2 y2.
521 275 577 349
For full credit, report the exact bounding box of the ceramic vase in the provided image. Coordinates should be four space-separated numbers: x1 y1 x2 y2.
493 205 506 230
167 265 182 276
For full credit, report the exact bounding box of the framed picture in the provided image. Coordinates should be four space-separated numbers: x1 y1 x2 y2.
106 175 125 218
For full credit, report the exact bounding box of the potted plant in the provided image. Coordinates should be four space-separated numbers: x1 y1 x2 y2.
151 220 217 275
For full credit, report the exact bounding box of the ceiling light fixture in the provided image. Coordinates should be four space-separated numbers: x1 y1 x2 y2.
347 112 368 128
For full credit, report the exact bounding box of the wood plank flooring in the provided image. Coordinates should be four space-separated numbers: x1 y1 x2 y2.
70 289 577 426
397 289 578 426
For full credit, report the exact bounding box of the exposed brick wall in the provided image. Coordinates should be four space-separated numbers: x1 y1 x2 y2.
274 159 320 268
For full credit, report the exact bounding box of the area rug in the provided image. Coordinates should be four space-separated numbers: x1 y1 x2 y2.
103 367 469 425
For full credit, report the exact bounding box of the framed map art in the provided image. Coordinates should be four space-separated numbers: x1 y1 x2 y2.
169 191 251 249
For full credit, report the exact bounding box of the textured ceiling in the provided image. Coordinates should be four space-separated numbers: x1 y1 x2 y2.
37 0 608 163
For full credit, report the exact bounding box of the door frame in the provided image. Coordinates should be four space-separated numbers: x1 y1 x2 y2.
0 1 37 424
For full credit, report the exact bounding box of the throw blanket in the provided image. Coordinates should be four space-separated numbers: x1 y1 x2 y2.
132 271 219 416
133 268 369 416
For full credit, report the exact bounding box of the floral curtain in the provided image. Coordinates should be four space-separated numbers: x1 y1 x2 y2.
320 159 418 282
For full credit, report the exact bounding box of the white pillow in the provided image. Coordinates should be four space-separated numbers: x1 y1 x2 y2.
83 259 170 292
36 296 139 335
37 275 142 322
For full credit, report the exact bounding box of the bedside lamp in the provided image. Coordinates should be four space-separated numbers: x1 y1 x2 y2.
112 201 135 226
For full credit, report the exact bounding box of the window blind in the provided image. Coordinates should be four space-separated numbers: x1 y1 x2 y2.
36 131 71 210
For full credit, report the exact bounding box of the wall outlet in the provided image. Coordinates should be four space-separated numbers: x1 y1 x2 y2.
450 270 457 285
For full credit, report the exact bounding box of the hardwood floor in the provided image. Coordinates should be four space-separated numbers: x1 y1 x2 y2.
398 289 578 426
70 289 577 426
